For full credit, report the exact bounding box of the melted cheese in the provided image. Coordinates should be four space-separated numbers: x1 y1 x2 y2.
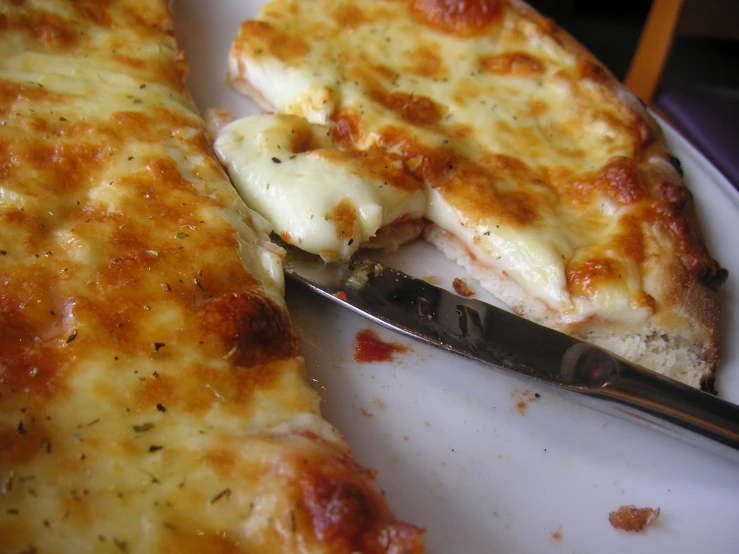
227 0 670 329
0 2 424 552
214 114 426 261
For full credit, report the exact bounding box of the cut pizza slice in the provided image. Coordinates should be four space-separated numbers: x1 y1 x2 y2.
223 0 727 388
209 112 426 262
0 1 424 552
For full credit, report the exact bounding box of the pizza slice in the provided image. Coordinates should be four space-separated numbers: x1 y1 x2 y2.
222 0 727 388
209 111 426 262
0 1 424 552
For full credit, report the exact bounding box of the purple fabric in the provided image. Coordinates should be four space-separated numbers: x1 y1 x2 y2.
656 88 739 190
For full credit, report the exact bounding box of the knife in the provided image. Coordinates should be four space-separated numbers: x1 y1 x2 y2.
279 239 739 464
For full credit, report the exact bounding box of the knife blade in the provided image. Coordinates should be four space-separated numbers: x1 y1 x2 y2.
279 239 739 464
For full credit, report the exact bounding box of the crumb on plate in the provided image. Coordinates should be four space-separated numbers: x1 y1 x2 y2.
452 277 475 297
609 505 660 532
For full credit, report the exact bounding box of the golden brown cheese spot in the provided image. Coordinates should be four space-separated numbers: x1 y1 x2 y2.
112 53 146 70
409 0 505 37
29 10 79 49
290 120 323 153
159 528 242 554
0 272 69 399
317 145 423 194
480 52 545 76
329 199 358 240
406 44 448 78
428 154 540 227
480 152 531 175
452 123 474 139
0 138 11 179
237 20 309 61
301 468 378 544
198 291 298 367
332 3 368 28
356 146 424 193
566 258 620 298
291 445 425 553
480 153 553 194
331 108 365 146
367 63 400 84
613 215 646 264
0 79 69 116
596 157 647 205
24 142 116 194
579 60 609 84
110 110 155 141
559 158 646 206
69 0 114 28
203 448 238 477
372 90 443 127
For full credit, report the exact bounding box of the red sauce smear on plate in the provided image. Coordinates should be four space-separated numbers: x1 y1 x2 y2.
354 329 408 363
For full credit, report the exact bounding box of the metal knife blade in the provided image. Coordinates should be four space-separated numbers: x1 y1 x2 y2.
280 240 739 463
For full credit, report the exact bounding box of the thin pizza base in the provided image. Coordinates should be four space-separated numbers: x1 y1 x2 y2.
0 1 424 552
223 0 726 389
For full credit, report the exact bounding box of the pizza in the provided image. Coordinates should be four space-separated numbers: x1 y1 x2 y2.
0 1 424 552
220 0 728 389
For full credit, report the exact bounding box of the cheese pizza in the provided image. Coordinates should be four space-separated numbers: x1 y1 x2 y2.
0 1 424 552
222 0 727 389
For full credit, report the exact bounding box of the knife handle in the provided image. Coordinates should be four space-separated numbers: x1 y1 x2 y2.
589 356 739 463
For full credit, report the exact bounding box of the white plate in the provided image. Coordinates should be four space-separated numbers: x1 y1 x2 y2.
175 2 739 552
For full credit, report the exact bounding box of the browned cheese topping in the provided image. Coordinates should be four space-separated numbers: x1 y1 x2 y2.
0 1 424 552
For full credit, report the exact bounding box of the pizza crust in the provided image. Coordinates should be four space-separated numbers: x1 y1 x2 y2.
424 223 715 388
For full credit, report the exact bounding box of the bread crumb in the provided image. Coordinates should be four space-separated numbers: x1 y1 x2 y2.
609 505 660 532
452 277 475 297
333 290 348 300
551 526 562 541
